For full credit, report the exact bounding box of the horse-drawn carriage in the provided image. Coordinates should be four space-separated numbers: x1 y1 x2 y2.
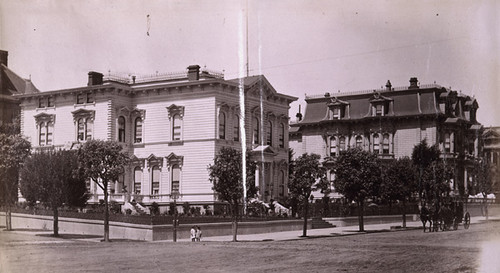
420 197 471 232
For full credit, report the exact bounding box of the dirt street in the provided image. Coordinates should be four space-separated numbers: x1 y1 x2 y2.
1 220 500 273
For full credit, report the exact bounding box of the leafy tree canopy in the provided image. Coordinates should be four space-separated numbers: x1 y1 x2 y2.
20 150 88 208
381 157 417 203
77 140 129 189
0 132 31 205
208 147 256 205
333 148 382 203
288 153 327 200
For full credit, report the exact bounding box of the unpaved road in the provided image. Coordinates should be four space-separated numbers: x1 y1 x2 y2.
1 220 500 273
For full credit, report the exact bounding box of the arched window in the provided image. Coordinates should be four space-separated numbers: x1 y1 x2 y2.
233 115 240 141
172 114 182 141
134 117 143 143
219 112 226 139
355 136 363 149
46 122 53 145
151 166 160 195
266 121 273 146
330 137 337 156
77 118 85 141
383 134 390 154
171 165 180 193
118 116 126 142
278 123 285 148
253 117 260 145
339 136 346 152
134 167 142 194
39 122 47 146
373 134 380 154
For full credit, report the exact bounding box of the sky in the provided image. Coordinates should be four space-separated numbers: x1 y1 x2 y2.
1 0 499 126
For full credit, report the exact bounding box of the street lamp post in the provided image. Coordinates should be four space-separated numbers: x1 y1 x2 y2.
171 191 179 242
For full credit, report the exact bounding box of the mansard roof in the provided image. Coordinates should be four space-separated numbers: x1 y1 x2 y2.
298 81 478 125
1 64 40 96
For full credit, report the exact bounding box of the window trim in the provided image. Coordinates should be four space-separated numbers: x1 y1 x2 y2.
219 111 226 140
266 121 273 146
134 117 143 143
278 123 285 148
134 166 142 195
233 115 240 142
151 165 160 195
118 116 126 142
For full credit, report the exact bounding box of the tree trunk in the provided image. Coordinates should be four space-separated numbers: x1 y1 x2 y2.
302 196 309 237
232 202 238 242
358 200 364 232
6 203 12 230
53 206 59 237
402 199 407 228
103 188 110 242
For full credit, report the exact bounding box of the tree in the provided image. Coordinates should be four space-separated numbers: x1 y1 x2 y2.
289 153 326 237
20 150 89 236
333 148 381 232
0 123 31 230
77 140 129 242
411 139 440 202
470 159 494 219
411 140 453 210
208 147 256 242
381 157 417 228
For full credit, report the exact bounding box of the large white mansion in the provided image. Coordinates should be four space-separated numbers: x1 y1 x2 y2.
16 65 296 210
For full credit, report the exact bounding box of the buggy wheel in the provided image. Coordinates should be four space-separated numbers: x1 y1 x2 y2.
464 212 471 229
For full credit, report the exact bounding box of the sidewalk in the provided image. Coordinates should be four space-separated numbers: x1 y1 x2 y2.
174 215 499 243
4 215 497 243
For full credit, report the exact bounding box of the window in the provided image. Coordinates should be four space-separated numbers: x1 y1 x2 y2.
77 118 85 141
233 115 240 141
85 119 93 140
374 104 383 116
355 136 363 149
330 137 337 157
86 92 94 103
151 166 160 195
278 123 285 148
76 93 94 104
172 114 181 141
46 122 53 145
339 136 346 152
330 171 336 191
171 165 180 193
76 93 85 104
219 112 226 139
332 107 340 119
134 117 143 143
38 98 46 108
444 133 451 153
39 122 46 146
383 134 390 154
266 121 272 146
373 134 380 154
253 117 260 145
134 167 142 194
118 116 126 142
47 97 54 107
279 171 285 197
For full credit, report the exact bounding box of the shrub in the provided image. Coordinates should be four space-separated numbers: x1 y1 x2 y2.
150 202 160 216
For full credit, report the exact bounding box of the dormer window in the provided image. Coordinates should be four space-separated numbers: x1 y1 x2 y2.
327 97 348 120
369 92 391 117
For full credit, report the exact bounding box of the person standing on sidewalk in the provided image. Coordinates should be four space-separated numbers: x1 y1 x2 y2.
190 226 196 242
195 226 202 242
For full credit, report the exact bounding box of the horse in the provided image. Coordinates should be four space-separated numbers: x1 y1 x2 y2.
419 205 432 232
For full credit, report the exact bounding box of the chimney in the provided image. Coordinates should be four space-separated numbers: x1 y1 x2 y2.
187 65 201 81
409 77 419 89
296 105 303 122
0 50 8 66
88 71 103 86
385 80 392 91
